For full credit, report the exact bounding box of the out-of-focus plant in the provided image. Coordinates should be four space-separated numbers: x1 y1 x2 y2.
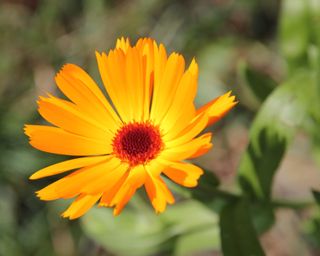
1 0 320 255
108 1 320 254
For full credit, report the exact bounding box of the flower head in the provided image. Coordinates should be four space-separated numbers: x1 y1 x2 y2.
25 37 237 219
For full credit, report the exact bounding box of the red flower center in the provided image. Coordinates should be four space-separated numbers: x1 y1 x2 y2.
112 122 163 166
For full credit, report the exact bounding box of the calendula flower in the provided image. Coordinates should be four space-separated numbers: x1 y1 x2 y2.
25 37 236 219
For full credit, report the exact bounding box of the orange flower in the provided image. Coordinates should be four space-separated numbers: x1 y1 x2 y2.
25 38 236 219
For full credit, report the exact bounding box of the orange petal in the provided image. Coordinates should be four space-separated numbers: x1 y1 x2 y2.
196 91 237 127
55 64 120 131
164 112 208 147
140 39 155 120
36 157 117 200
161 133 212 161
96 44 153 122
124 47 145 121
161 160 204 187
162 103 196 141
24 125 112 156
160 59 198 135
145 169 174 213
99 171 129 207
96 50 132 122
81 162 129 194
116 37 130 52
61 193 102 220
150 52 185 124
111 165 146 216
188 142 213 159
30 155 109 180
38 95 113 140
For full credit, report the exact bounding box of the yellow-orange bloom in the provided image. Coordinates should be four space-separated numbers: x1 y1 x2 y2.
25 37 237 219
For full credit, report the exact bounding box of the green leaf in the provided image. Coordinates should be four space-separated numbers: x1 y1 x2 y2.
250 201 275 235
190 168 220 201
308 1 320 120
161 200 219 236
238 71 315 234
309 0 320 46
304 190 320 249
312 190 320 205
81 201 168 256
220 199 265 256
311 135 320 169
174 226 220 256
161 200 220 256
237 60 277 107
239 71 315 200
280 0 320 74
197 168 220 189
279 0 311 71
82 198 220 256
310 218 320 248
239 128 287 200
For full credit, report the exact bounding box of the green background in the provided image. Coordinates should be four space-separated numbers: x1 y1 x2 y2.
1 0 320 255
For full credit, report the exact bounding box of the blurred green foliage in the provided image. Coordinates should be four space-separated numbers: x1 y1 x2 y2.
1 0 320 255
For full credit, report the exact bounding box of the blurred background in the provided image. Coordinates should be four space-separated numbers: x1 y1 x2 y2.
1 0 320 255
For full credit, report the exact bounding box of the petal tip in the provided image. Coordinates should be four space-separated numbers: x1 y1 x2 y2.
24 125 32 137
113 208 121 216
95 50 101 58
29 173 38 180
